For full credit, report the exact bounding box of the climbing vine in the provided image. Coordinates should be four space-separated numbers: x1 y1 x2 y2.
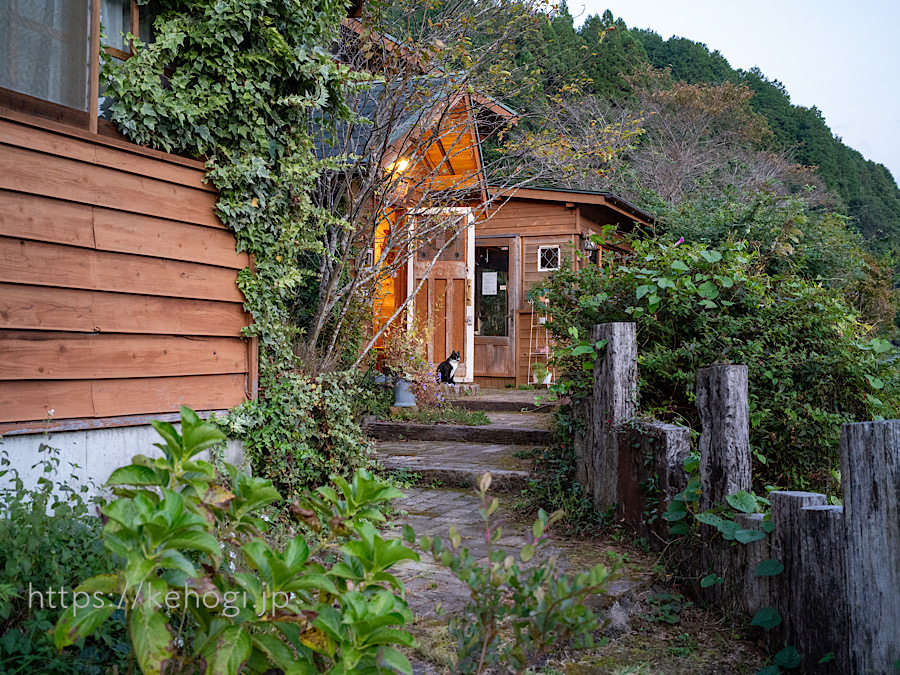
104 0 375 487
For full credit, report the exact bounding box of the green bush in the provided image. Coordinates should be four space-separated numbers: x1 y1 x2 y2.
0 445 128 674
536 239 900 490
55 407 419 674
219 371 375 498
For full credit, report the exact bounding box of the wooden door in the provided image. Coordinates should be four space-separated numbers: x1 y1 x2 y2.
410 209 474 381
473 236 516 379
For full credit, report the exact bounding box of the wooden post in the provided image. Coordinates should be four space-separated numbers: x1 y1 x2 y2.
573 395 593 493
769 492 828 659
696 365 750 511
591 322 637 511
734 512 772 616
796 505 848 674
616 421 689 543
841 420 900 673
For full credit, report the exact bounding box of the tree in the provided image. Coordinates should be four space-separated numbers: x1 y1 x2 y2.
294 0 639 372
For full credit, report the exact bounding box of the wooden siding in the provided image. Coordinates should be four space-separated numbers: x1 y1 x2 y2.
0 113 255 431
482 200 578 237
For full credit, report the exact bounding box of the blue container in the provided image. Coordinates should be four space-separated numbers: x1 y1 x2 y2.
392 377 417 407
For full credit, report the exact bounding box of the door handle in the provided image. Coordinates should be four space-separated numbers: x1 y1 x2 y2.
466 279 473 306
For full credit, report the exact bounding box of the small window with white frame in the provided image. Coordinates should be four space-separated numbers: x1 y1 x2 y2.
537 245 561 272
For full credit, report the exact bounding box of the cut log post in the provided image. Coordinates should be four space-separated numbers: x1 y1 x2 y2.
841 420 900 673
769 491 828 656
591 322 637 511
735 512 772 616
573 395 594 493
796 505 848 674
697 364 750 511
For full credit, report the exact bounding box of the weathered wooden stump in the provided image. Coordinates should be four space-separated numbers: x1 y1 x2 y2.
696 364 750 511
841 420 900 673
591 322 637 511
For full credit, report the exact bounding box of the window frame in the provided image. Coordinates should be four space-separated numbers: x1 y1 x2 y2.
0 0 151 134
537 244 561 272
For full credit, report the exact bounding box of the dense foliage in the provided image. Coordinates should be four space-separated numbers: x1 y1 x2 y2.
53 407 420 673
103 0 380 491
0 447 128 673
535 239 900 491
218 372 375 499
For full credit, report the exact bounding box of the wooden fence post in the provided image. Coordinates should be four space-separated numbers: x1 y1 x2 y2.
696 364 750 511
796 505 848 673
769 492 828 660
591 322 637 512
841 420 900 673
573 395 593 494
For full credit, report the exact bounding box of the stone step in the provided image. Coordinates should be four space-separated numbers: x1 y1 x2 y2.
376 440 533 492
441 383 480 397
451 397 556 413
365 419 552 445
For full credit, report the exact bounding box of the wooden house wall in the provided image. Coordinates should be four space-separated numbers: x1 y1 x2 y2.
0 111 255 433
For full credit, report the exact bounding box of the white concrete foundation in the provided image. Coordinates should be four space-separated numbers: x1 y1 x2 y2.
0 424 245 498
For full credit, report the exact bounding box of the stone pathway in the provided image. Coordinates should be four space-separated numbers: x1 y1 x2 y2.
372 390 652 617
370 389 768 673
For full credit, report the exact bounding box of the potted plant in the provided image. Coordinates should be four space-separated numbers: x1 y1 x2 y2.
379 321 440 408
530 361 551 386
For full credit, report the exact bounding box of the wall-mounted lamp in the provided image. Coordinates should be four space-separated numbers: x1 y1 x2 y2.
386 157 410 174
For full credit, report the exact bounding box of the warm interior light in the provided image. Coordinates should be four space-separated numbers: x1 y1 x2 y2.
387 157 410 173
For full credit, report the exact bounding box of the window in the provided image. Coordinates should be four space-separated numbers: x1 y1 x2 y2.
0 0 159 127
538 245 561 272
0 0 92 110
99 0 160 120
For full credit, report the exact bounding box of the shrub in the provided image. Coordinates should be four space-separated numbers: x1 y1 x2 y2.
0 445 128 674
535 238 900 490
219 371 376 498
55 407 419 674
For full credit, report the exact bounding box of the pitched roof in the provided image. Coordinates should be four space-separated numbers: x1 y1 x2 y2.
488 185 656 225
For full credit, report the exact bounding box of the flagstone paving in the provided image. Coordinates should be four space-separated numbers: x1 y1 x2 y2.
371 389 768 673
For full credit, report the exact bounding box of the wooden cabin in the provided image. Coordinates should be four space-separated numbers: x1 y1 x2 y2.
473 186 654 387
0 2 253 481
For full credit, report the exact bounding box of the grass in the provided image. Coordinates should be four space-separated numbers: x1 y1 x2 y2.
390 404 490 426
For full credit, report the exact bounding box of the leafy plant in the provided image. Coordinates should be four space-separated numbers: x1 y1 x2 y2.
0 445 129 674
416 473 618 674
530 362 550 384
218 371 376 499
535 238 899 490
55 406 419 674
640 593 692 625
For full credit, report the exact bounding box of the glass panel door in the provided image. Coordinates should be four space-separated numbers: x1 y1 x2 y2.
475 245 509 337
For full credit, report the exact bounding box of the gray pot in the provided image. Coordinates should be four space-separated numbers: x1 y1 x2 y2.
392 377 417 407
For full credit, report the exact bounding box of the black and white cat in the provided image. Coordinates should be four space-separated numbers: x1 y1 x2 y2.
436 350 461 384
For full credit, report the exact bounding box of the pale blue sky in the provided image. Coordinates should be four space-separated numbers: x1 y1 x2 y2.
573 0 900 186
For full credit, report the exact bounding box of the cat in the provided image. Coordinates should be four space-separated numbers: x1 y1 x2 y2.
436 350 461 385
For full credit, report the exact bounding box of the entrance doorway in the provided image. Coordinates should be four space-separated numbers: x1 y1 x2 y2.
474 237 516 379
409 209 475 382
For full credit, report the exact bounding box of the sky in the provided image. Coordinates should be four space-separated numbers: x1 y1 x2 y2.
572 0 900 186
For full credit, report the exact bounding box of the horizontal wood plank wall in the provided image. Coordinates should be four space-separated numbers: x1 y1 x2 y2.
482 199 577 237
0 114 255 431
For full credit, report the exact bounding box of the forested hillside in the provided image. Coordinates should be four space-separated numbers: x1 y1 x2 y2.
523 8 900 255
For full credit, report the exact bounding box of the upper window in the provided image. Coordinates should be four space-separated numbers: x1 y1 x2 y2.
0 0 92 110
0 0 160 122
538 245 561 272
99 0 160 119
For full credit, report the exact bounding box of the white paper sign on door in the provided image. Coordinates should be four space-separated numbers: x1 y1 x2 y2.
482 271 498 296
